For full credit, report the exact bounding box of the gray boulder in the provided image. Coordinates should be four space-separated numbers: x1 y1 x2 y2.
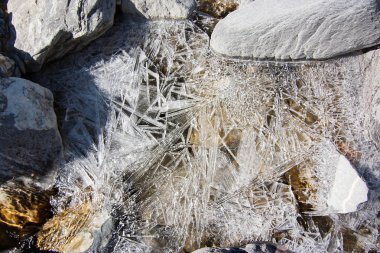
0 77 62 187
121 0 196 19
210 0 380 61
8 0 116 65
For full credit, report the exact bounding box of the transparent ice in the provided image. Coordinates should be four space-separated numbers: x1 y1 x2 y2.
35 17 379 253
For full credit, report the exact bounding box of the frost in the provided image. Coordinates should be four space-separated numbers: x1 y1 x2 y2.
34 16 379 253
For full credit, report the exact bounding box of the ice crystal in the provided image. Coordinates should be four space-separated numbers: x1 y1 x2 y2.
33 15 379 253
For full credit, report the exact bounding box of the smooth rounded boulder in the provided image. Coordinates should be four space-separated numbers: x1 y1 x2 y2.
210 0 380 61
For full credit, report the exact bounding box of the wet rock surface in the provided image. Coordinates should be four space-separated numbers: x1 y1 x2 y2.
210 0 380 60
0 77 62 186
8 0 116 65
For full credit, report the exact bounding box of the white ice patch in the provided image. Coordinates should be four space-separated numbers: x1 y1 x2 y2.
327 155 368 214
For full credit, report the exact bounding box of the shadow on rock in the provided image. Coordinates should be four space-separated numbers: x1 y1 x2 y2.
0 0 41 77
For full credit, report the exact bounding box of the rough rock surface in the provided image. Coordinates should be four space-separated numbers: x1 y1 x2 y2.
0 77 62 187
8 0 116 65
121 0 196 19
37 203 112 253
210 0 380 61
0 181 53 250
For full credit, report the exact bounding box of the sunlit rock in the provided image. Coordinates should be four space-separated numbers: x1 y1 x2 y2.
8 0 116 65
37 203 111 253
121 0 196 19
327 155 368 213
210 0 380 60
0 77 62 187
0 181 53 250
286 142 368 214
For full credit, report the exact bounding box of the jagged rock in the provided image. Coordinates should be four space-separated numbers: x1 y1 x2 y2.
121 0 196 19
327 155 368 213
0 77 62 187
37 203 111 253
0 181 54 250
286 142 368 214
210 0 380 60
8 0 116 65
192 243 293 253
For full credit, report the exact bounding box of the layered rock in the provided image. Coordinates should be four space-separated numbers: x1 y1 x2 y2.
37 203 112 253
0 77 62 187
121 0 196 19
8 0 116 65
210 0 380 60
0 181 54 249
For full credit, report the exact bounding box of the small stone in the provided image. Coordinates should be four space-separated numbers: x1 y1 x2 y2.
327 155 368 214
286 142 368 214
64 232 94 253
0 54 15 77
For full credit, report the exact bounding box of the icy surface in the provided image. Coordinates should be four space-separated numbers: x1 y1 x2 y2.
33 16 380 253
